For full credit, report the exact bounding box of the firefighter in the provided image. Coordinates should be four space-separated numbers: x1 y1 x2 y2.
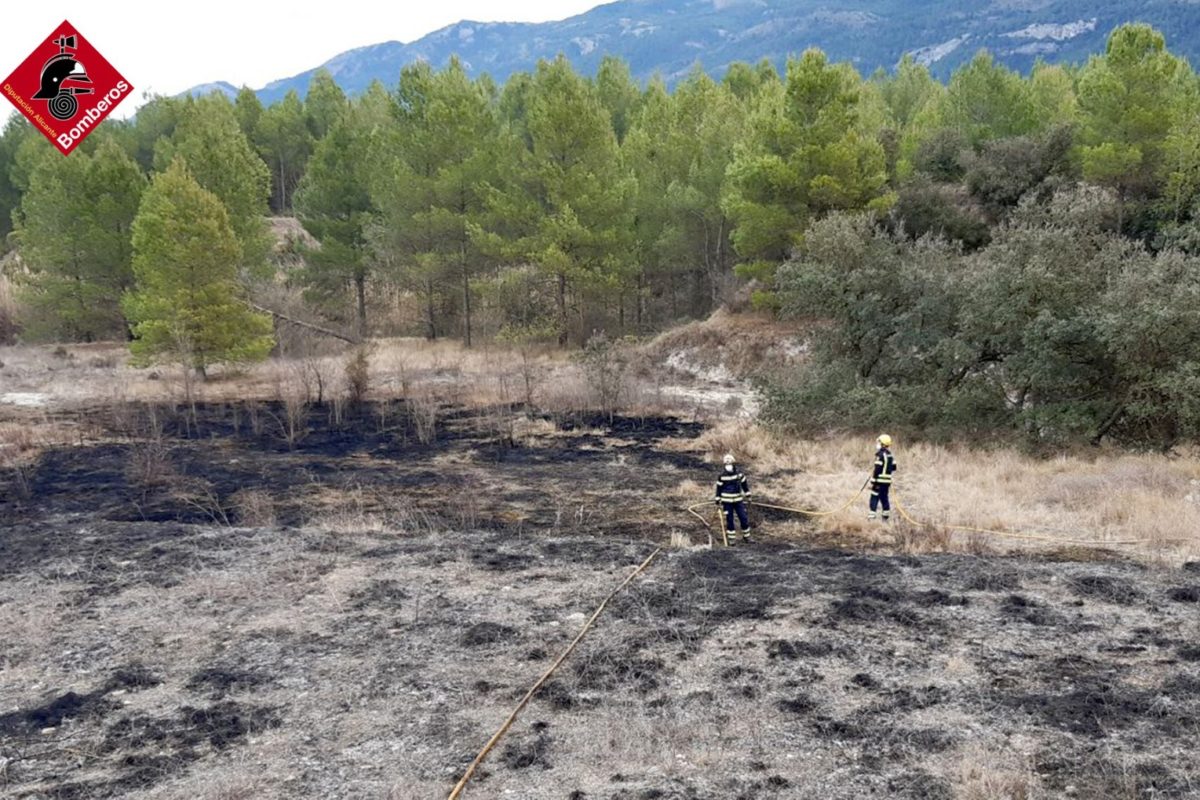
715 453 752 544
868 434 897 522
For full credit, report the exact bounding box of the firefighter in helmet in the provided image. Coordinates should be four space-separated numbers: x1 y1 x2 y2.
715 453 752 544
868 434 897 522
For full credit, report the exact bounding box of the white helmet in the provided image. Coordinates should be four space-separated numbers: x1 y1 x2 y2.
723 453 735 465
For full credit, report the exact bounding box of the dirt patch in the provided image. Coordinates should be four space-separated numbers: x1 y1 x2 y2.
776 692 819 715
185 666 272 698
766 638 836 660
1067 574 1144 605
0 665 159 736
461 622 519 647
1167 585 1200 603
499 722 553 770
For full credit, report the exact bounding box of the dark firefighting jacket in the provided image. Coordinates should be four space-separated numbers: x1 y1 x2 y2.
715 466 751 503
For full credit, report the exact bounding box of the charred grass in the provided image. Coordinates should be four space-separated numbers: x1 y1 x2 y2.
1 403 1198 798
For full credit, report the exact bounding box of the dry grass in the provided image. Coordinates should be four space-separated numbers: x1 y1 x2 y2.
685 422 1200 562
5 330 1200 562
947 744 1039 800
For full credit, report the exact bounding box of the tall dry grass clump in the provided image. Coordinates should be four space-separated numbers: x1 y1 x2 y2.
686 422 1200 560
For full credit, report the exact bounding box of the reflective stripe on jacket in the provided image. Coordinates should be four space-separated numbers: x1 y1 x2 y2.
873 448 897 484
715 467 750 502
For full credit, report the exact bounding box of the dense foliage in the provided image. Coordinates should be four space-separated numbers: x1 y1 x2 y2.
3 24 1200 444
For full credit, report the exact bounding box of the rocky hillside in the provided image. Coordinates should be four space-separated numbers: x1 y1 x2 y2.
189 0 1200 103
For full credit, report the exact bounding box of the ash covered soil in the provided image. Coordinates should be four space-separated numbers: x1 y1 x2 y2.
1 403 1198 799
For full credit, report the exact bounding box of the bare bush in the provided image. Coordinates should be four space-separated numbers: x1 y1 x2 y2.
345 345 372 406
283 391 308 449
230 489 277 527
177 481 231 526
953 746 1037 800
330 392 347 427
246 401 264 436
270 368 310 448
578 332 633 423
286 356 335 406
88 354 118 369
668 530 693 549
126 408 174 488
892 522 953 554
410 393 438 445
308 485 439 535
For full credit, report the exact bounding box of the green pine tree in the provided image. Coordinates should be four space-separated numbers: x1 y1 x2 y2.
159 94 273 276
255 90 313 213
722 49 891 304
123 158 273 376
369 58 497 344
15 138 145 340
295 95 378 337
476 56 634 345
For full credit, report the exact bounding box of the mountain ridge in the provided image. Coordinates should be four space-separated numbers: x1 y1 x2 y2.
182 0 1200 104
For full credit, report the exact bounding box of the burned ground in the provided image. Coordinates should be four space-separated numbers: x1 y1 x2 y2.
1 403 1198 798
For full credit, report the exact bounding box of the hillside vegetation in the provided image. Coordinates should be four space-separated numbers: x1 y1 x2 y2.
4 23 1200 448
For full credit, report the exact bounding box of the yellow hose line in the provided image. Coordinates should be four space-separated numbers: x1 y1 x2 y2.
890 491 1193 547
447 546 663 800
686 476 870 525
684 481 1193 549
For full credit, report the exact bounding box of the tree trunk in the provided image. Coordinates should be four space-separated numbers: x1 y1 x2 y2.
636 273 644 332
556 272 568 347
462 254 472 349
355 274 367 339
279 159 287 213
426 280 437 341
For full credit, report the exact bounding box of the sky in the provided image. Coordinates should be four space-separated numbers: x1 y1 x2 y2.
1 0 603 122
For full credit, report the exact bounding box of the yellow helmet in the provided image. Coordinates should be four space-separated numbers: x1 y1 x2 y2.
723 453 736 465
877 434 892 448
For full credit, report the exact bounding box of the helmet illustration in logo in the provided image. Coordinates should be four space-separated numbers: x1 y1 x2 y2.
33 35 93 121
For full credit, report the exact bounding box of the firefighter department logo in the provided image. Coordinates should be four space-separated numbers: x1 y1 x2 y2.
2 20 133 155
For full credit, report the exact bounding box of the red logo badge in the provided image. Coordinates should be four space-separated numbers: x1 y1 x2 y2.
2 20 133 155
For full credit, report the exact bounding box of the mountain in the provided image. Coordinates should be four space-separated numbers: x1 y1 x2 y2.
191 0 1200 104
183 81 239 100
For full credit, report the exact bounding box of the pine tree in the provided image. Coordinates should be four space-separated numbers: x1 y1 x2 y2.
256 90 313 213
595 56 641 144
369 58 497 344
1078 24 1188 226
0 116 33 247
295 96 377 337
160 95 273 276
625 68 744 314
123 158 273 376
722 49 891 303
234 86 264 142
477 56 634 345
15 138 145 340
304 69 347 140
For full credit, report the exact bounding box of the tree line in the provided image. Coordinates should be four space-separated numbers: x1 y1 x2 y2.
2 23 1200 444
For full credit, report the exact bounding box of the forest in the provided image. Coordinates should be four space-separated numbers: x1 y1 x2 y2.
3 22 1200 446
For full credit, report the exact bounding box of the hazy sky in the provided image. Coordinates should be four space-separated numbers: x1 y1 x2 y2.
1 1 602 122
